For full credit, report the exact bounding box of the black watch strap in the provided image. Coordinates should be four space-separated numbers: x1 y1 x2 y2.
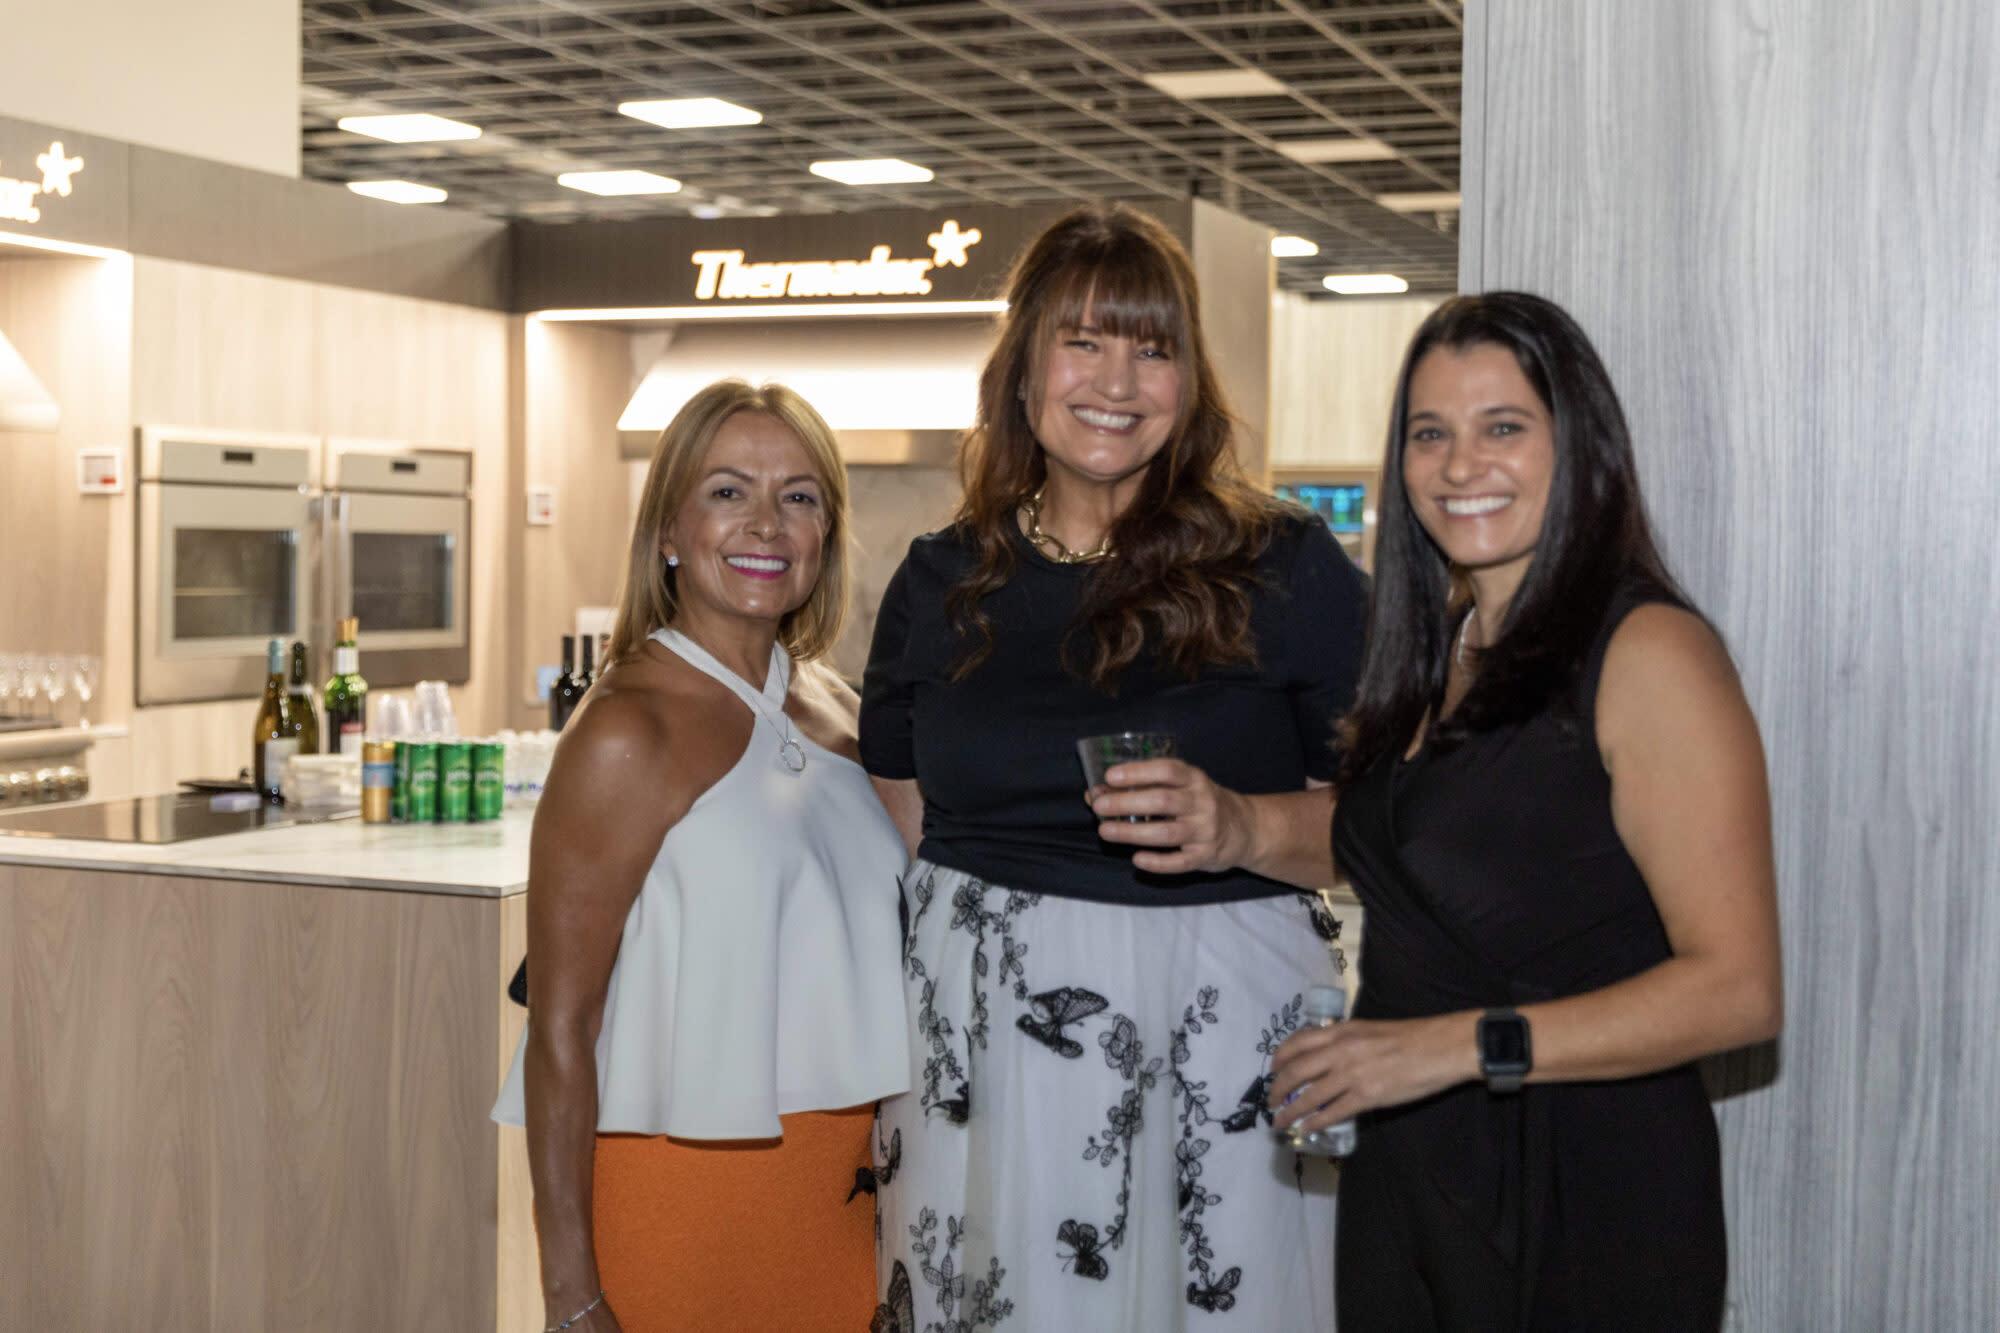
1478 1007 1533 1094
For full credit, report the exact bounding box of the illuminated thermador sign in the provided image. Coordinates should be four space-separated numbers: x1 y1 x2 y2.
690 218 983 301
0 141 84 225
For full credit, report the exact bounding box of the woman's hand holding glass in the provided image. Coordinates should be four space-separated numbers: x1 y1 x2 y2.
1086 757 1257 875
1267 1011 1482 1134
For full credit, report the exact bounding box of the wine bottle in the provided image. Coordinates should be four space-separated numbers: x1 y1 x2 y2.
252 637 297 803
549 634 583 731
578 633 596 690
286 641 320 755
324 617 369 756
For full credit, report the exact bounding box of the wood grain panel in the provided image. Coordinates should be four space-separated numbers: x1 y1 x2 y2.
129 257 318 435
0 255 131 667
518 318 635 727
1465 2 2000 1326
0 864 514 1331
1267 292 1440 470
496 892 541 1333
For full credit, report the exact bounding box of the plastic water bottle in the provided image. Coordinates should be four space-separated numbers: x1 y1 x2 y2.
1288 984 1358 1157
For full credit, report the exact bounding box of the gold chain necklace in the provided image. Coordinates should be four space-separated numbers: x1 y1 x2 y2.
1022 488 1114 564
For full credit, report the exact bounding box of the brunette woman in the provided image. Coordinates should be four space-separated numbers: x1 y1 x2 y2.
493 380 908 1332
1269 293 1782 1330
862 203 1368 1331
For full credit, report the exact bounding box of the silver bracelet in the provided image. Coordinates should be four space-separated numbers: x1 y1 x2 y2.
545 1290 606 1332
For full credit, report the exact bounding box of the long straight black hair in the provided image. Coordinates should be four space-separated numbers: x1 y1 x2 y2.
1336 291 1687 786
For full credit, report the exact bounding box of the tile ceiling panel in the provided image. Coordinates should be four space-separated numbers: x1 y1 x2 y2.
301 0 1462 294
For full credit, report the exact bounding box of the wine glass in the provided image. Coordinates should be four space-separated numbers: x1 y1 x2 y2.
41 655 69 726
16 659 41 724
0 654 17 720
69 654 101 728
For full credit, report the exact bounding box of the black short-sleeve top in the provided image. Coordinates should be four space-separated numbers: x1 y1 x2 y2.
860 509 1368 907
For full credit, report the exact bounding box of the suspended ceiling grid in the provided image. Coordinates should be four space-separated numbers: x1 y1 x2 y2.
300 0 1463 294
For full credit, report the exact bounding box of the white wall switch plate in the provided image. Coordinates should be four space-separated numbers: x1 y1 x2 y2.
526 484 556 526
77 449 124 494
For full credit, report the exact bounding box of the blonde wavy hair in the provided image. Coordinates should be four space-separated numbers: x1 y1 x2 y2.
608 379 850 665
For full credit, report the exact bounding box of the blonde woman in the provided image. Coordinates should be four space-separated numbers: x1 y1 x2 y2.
493 380 909 1332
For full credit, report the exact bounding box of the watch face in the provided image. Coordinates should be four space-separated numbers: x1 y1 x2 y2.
1482 1016 1529 1067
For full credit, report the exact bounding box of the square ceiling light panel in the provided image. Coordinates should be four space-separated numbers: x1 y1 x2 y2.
619 98 762 130
337 114 481 143
809 159 933 185
1375 192 1462 213
347 180 448 205
1142 68 1290 99
1277 137 1399 164
558 170 682 196
1323 274 1410 295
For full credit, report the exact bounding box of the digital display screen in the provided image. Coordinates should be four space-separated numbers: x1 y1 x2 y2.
1276 482 1368 534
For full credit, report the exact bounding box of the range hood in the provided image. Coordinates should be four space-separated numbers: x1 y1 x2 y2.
0 327 59 433
616 316 993 462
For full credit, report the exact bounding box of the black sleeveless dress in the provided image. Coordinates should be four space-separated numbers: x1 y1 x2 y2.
1332 585 1727 1332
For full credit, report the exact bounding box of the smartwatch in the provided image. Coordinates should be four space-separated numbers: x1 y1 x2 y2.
1477 1007 1533 1094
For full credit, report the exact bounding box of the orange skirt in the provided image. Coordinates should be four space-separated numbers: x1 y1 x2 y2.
591 1104 877 1332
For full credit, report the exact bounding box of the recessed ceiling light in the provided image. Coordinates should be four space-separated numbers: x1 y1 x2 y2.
557 170 683 196
1323 274 1409 295
619 98 763 130
1374 191 1461 213
1271 236 1319 258
346 180 448 205
1142 68 1290 99
336 114 481 144
809 158 933 186
1277 137 1398 164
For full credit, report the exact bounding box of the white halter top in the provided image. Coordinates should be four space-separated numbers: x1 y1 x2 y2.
493 629 910 1139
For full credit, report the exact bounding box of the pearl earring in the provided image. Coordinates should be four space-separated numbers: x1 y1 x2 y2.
666 554 679 568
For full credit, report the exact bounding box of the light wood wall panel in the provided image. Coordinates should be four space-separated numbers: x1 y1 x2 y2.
0 865 519 1331
1464 2 2000 1327
1267 292 1440 471
0 255 131 664
515 318 634 729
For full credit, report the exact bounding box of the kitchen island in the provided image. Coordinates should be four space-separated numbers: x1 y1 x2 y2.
0 807 541 1332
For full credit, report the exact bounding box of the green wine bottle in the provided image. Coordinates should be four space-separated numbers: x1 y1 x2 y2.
286 640 320 755
324 617 369 757
252 637 297 803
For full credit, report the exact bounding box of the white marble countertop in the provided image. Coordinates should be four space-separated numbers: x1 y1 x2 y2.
0 804 532 898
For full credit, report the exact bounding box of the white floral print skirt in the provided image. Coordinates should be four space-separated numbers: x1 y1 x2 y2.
871 862 1352 1333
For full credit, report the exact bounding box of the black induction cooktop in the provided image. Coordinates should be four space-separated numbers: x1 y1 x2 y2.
0 794 355 844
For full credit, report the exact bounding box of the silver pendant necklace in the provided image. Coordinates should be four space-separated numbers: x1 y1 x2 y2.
658 629 807 772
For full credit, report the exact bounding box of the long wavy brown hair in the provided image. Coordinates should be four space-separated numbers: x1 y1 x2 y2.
948 203 1279 690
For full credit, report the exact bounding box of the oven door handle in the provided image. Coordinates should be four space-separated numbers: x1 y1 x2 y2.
328 491 353 631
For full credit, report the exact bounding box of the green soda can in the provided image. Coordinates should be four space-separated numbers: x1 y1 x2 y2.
471 741 505 822
438 740 473 822
391 739 411 822
404 740 440 823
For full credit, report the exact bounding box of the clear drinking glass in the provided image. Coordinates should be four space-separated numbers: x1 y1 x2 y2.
0 654 17 719
69 654 100 727
1076 731 1180 821
41 656 69 726
16 659 41 723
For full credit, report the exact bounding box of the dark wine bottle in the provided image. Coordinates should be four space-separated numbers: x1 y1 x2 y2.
252 637 296 803
549 634 583 731
324 617 368 756
286 640 320 755
579 633 596 689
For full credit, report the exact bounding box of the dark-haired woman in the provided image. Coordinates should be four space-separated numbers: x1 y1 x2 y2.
1269 292 1782 1331
862 203 1368 1330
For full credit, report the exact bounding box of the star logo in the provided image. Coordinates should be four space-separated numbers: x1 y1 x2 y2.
927 219 982 268
36 143 83 197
